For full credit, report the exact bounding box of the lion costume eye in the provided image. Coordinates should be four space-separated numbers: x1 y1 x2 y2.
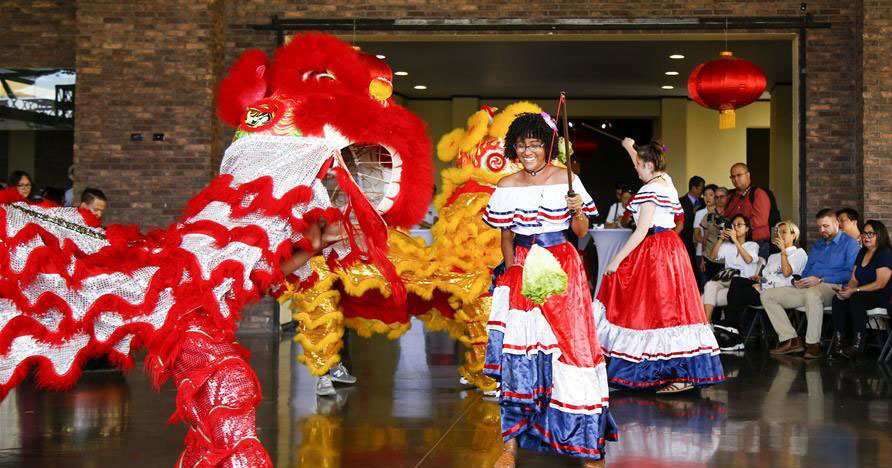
301 70 336 82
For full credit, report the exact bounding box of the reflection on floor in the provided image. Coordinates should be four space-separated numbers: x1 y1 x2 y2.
2 318 892 467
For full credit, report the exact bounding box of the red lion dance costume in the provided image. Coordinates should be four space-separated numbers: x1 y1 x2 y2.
0 33 432 467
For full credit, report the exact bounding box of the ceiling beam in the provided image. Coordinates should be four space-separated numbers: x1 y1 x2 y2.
249 15 831 33
0 106 71 128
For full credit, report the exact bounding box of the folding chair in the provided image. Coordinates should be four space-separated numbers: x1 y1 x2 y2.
743 305 770 347
866 307 892 362
795 305 834 355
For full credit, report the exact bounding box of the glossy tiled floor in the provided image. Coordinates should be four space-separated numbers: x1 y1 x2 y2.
2 319 892 467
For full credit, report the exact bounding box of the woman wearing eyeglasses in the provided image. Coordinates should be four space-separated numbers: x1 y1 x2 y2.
701 214 761 322
7 171 34 202
483 113 615 468
830 220 892 359
6 170 61 208
595 138 724 394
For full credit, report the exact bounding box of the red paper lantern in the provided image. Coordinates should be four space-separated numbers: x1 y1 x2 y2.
688 51 767 130
571 133 598 154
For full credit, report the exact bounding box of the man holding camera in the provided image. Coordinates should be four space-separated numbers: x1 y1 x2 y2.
761 209 860 359
700 187 730 283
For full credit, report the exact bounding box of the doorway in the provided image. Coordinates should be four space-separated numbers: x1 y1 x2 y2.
746 127 771 190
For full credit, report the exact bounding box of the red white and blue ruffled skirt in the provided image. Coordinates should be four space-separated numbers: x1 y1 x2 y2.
595 230 725 389
484 234 618 460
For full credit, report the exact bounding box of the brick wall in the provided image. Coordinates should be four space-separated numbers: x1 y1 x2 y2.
73 0 224 227
0 1 75 68
862 1 892 222
800 4 862 238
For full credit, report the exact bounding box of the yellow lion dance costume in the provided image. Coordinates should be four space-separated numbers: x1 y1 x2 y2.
281 102 560 392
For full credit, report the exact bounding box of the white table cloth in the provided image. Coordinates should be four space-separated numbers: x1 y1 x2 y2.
591 228 633 297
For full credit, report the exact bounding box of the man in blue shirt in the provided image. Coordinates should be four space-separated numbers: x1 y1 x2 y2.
761 209 860 358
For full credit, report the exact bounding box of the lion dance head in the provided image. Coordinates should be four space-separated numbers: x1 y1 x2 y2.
216 33 434 302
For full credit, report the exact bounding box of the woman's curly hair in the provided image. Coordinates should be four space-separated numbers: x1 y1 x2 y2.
503 113 558 162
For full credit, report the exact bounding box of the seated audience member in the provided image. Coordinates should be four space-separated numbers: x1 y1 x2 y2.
830 220 892 359
725 163 771 258
79 188 108 220
693 184 718 287
715 221 808 351
761 209 860 359
837 207 861 242
702 214 760 322
605 189 632 228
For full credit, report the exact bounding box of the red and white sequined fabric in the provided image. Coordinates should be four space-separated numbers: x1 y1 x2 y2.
0 135 358 466
148 312 271 468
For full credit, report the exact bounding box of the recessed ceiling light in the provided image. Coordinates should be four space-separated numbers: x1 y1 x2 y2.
394 71 408 76
669 54 685 59
414 85 427 90
661 85 674 90
375 54 386 59
665 71 679 76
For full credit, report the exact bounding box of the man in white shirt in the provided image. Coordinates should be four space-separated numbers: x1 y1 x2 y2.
605 189 632 228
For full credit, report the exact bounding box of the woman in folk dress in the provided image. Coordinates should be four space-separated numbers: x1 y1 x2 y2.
483 113 616 468
595 138 725 394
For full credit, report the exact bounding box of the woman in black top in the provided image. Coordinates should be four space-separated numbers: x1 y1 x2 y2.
830 220 892 359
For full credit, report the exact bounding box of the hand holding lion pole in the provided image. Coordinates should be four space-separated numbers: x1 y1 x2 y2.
559 92 576 213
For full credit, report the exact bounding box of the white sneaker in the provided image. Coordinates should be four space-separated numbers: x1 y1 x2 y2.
720 343 745 353
459 376 470 385
315 375 337 396
713 324 740 335
329 362 357 385
482 389 500 400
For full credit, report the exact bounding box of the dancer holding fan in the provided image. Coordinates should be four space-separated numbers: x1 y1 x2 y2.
595 137 725 394
483 108 616 468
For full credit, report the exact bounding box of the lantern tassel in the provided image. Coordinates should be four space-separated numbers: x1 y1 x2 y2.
719 109 736 130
